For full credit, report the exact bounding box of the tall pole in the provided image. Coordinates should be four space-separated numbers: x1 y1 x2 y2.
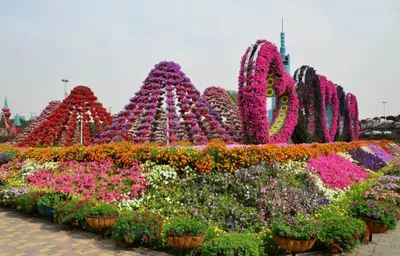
80 115 83 144
383 101 387 124
61 79 69 97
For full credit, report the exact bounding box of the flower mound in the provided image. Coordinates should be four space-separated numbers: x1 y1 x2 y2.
349 148 387 171
97 61 235 145
26 160 147 203
307 154 369 190
238 39 299 144
13 101 61 144
18 86 112 146
368 144 397 163
202 86 242 142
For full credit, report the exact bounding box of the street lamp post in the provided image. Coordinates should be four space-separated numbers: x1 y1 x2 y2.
382 101 387 124
61 79 69 97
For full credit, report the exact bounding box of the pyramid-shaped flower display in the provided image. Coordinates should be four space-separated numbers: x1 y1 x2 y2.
202 86 242 142
96 61 236 145
18 86 112 146
13 101 61 144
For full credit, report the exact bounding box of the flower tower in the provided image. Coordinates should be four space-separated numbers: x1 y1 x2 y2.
202 86 242 142
335 85 346 141
13 101 61 144
343 93 359 141
18 86 112 146
292 65 339 143
96 61 235 145
0 97 17 137
13 114 23 134
238 39 299 144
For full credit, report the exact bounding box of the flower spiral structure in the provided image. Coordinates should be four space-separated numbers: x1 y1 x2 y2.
202 86 242 142
238 39 299 144
19 86 112 146
292 65 322 143
344 93 359 141
13 101 61 143
96 61 235 145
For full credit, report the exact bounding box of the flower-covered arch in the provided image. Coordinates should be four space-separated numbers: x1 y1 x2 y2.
318 75 339 142
335 85 346 141
96 61 236 145
238 40 299 144
202 86 242 142
292 65 322 143
344 93 359 141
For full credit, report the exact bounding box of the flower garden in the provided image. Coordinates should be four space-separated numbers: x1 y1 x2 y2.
0 39 399 255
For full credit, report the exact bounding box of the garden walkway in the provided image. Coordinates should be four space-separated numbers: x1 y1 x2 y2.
1 206 399 256
0 207 171 256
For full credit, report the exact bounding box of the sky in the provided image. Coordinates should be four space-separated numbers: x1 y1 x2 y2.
1 0 399 120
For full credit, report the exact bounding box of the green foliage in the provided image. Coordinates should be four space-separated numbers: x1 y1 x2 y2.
55 198 94 225
36 192 68 209
201 233 265 256
270 215 318 240
226 90 238 104
317 214 368 253
85 203 118 217
257 228 285 256
16 191 44 214
111 212 163 246
165 216 207 236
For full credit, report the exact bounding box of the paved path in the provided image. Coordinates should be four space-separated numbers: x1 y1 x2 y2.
1 207 399 256
0 207 171 256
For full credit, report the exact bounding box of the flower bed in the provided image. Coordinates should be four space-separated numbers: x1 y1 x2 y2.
0 140 399 255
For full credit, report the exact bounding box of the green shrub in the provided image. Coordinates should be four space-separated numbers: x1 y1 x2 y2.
36 193 69 209
85 203 118 217
16 191 45 214
111 212 163 245
55 198 94 225
165 216 207 236
201 233 264 256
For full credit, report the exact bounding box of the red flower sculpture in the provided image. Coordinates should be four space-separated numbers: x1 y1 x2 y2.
18 86 112 146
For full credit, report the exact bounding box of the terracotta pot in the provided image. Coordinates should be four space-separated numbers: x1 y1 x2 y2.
86 215 118 230
273 234 315 253
167 233 206 249
360 217 389 234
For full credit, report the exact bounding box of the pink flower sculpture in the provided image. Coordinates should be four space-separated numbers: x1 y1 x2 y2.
344 93 359 141
202 86 242 142
18 86 112 146
12 101 61 144
96 61 235 145
318 75 339 142
238 39 299 144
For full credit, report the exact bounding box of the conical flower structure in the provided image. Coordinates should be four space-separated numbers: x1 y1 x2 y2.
202 86 242 142
96 61 235 145
13 101 61 144
18 86 112 146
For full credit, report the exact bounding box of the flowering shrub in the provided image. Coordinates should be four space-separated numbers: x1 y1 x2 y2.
19 86 112 146
307 154 369 190
0 186 29 206
27 160 148 203
318 214 368 253
349 148 386 171
238 39 299 144
350 200 399 230
141 161 178 190
270 215 318 240
55 198 94 225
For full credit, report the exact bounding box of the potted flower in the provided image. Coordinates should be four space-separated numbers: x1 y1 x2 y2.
85 203 119 235
55 198 94 226
111 212 163 247
270 215 318 254
351 200 399 241
37 193 67 220
165 216 207 249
